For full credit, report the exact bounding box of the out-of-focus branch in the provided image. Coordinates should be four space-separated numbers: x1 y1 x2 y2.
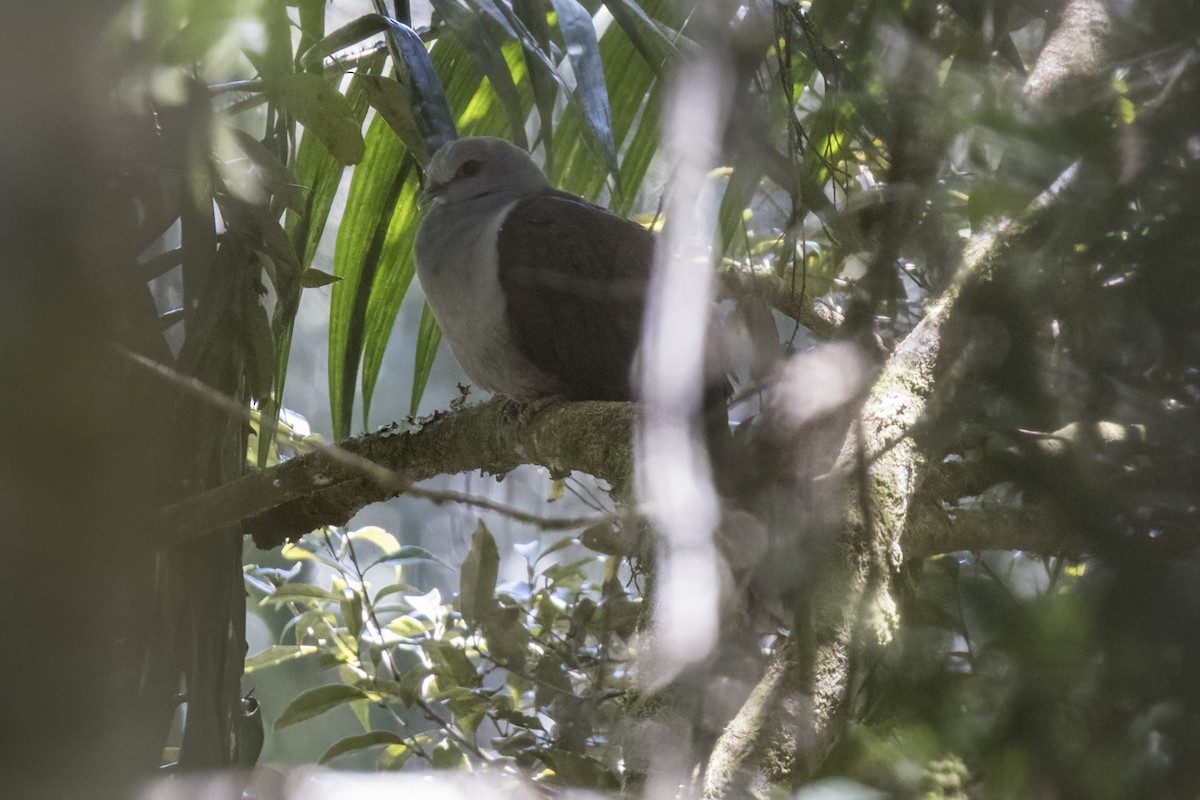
718 262 844 339
701 0 1114 769
163 400 634 550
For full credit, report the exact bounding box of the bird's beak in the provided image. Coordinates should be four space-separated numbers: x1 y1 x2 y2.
418 181 445 209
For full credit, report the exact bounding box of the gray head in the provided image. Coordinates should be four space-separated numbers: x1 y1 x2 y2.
420 137 550 207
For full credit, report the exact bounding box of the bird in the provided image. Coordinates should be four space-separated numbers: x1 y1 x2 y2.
413 136 657 404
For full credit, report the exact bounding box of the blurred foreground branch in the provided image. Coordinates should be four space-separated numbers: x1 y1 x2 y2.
701 0 1115 781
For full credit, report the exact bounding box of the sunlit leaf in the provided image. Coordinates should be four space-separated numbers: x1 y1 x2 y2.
429 0 528 149
274 684 369 729
244 644 319 673
319 730 407 764
409 302 442 415
259 583 342 606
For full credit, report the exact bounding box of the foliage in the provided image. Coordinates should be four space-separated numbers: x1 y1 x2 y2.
88 0 1200 796
245 522 643 787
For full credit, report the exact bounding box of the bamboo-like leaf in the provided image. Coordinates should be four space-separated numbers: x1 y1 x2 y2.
329 112 410 439
263 68 376 468
379 16 459 153
358 34 526 424
299 15 393 72
601 0 680 77
266 72 365 165
511 0 558 177
429 0 527 149
553 0 667 207
274 684 369 729
549 0 619 181
409 302 442 415
358 169 420 428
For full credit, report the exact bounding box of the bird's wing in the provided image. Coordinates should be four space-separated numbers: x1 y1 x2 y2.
496 190 654 401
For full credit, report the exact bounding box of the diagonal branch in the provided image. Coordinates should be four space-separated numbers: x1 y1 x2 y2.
164 399 634 550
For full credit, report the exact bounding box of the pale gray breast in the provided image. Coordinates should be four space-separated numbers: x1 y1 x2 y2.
414 198 565 399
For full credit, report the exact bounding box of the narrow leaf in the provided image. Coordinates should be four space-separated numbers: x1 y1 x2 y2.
601 0 680 76
512 0 558 177
429 0 528 149
329 113 409 438
409 302 442 415
379 16 459 153
549 0 619 181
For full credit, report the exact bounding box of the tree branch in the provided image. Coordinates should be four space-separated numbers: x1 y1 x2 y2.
164 399 634 550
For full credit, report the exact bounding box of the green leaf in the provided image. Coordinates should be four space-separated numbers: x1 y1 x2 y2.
319 730 407 764
267 66 376 466
260 583 342 606
299 268 340 288
533 655 572 707
601 0 680 76
368 545 445 570
244 644 319 673
361 74 432 165
266 72 365 165
329 113 410 438
387 615 428 638
512 0 558 176
549 0 619 181
423 639 481 689
373 581 421 602
459 521 500 627
536 534 578 563
409 302 442 415
430 0 528 149
432 739 470 770
359 165 421 428
480 604 529 670
379 16 459 151
275 683 368 729
229 128 303 212
716 163 762 260
377 742 415 770
543 749 619 789
297 0 326 53
242 296 276 401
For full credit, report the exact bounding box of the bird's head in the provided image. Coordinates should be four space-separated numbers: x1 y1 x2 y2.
419 137 550 207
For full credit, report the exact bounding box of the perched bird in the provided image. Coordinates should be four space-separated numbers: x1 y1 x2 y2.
413 136 656 403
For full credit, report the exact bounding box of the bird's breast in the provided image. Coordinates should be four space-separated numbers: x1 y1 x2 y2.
414 200 565 399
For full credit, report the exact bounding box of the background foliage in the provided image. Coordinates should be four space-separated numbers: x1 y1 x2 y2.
5 0 1200 798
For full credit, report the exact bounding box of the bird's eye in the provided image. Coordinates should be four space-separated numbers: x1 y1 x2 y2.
454 159 482 179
